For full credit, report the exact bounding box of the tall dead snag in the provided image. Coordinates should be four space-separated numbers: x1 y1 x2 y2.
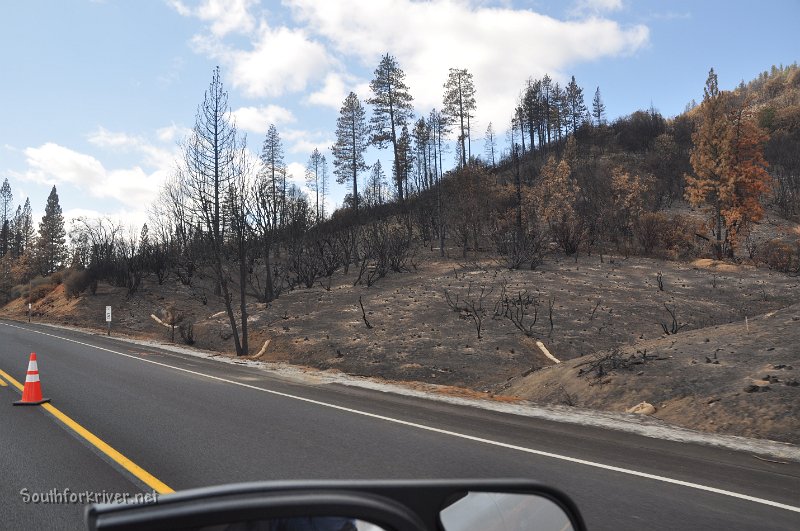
181 67 250 355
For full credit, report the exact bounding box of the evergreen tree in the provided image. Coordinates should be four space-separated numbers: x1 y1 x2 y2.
550 82 566 142
365 160 387 206
10 205 22 258
443 68 477 168
261 124 285 229
395 125 413 198
541 74 554 146
484 122 497 167
305 148 324 222
0 178 12 257
36 186 67 275
521 78 540 151
367 54 414 202
411 117 430 190
10 199 34 259
592 86 606 126
20 198 35 256
332 92 369 216
565 75 588 135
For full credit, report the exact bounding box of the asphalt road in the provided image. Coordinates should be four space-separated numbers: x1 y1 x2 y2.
1 319 798 530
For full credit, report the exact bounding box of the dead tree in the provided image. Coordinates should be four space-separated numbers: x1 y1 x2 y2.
359 296 373 329
181 67 251 355
445 282 493 339
660 303 684 335
494 283 540 337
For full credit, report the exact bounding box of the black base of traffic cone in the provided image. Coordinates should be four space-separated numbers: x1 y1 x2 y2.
13 398 51 406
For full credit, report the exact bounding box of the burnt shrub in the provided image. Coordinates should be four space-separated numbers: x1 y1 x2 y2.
64 269 93 299
29 283 55 303
659 214 704 259
759 239 800 274
633 212 667 255
492 227 547 270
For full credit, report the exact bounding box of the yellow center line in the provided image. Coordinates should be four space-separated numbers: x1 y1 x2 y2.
0 369 23 392
0 367 173 495
0 376 7 387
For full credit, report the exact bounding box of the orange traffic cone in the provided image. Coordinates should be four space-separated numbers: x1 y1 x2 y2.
13 352 51 406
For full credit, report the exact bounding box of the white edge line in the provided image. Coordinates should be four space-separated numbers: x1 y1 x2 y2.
3 321 798 514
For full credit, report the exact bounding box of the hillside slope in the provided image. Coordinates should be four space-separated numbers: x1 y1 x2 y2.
3 246 799 443
504 302 800 444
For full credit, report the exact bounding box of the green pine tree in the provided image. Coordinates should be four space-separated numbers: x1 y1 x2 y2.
36 186 67 275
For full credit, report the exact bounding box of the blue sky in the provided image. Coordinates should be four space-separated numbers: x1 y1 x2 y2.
1 0 797 230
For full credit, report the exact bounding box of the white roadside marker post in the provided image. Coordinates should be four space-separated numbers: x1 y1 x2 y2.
106 306 112 336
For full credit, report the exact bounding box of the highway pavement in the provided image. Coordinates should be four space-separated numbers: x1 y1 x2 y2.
1 319 798 530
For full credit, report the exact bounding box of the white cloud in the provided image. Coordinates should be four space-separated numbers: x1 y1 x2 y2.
87 127 141 149
285 161 316 201
169 0 256 36
231 104 296 135
14 143 168 210
186 19 331 99
171 0 648 146
227 23 330 98
570 0 623 16
87 126 177 170
156 123 190 144
306 72 371 110
307 72 350 109
282 128 333 156
286 161 307 184
288 0 648 133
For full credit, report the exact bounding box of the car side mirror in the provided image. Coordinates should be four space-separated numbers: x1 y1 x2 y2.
85 479 586 531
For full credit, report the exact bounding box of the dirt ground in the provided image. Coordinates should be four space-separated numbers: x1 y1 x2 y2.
3 246 799 443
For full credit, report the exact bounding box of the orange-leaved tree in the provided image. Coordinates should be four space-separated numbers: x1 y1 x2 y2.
537 155 584 255
685 68 772 259
723 94 772 248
